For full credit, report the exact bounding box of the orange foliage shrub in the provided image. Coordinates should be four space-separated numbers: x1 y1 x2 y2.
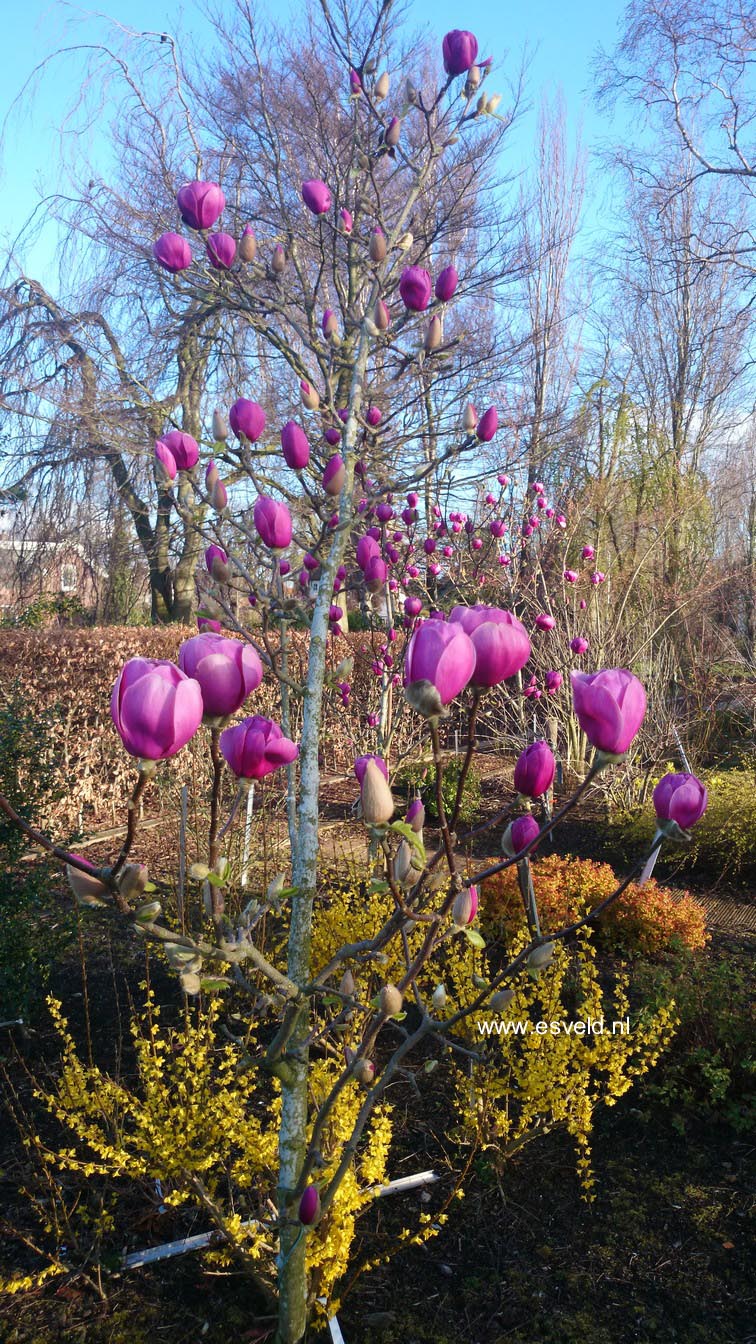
481 853 708 956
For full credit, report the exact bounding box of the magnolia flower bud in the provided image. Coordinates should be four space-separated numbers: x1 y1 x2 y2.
384 116 402 148
452 887 478 927
485 93 502 114
393 838 414 886
322 308 339 340
271 243 286 274
339 969 356 997
66 861 109 908
405 78 418 105
373 298 391 331
490 988 515 1012
404 678 445 720
369 228 387 263
397 231 414 251
300 380 320 411
431 983 447 1011
528 941 555 970
266 873 286 902
406 798 425 832
463 402 478 432
375 71 390 101
380 983 403 1016
211 408 229 441
238 226 257 263
118 863 148 901
465 64 481 95
299 1185 321 1226
476 93 487 115
425 315 443 352
353 1057 375 1086
360 759 395 825
207 547 230 583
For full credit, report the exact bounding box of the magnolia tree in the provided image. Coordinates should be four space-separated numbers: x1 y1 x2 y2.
0 12 711 1343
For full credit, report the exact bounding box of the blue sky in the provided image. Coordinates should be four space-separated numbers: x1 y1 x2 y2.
0 0 630 285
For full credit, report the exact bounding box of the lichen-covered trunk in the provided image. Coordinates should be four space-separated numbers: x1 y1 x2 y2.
274 334 370 1344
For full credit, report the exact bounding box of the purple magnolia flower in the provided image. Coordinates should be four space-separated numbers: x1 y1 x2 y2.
364 555 388 592
435 266 459 302
154 440 177 481
357 535 381 570
570 636 589 654
514 741 556 798
564 569 579 583
571 668 647 757
161 430 199 471
302 179 332 215
653 773 708 831
476 406 498 442
111 659 203 761
176 181 225 231
299 1185 321 1226
340 207 353 233
581 545 595 560
323 455 345 496
281 421 310 470
404 595 423 617
405 618 476 712
254 497 292 550
153 232 192 273
545 669 563 695
178 634 263 720
442 29 479 76
354 754 389 785
206 231 236 269
399 267 433 312
502 813 541 857
406 798 425 831
205 544 228 579
220 715 299 779
449 605 531 687
366 406 382 427
535 613 556 631
230 399 266 444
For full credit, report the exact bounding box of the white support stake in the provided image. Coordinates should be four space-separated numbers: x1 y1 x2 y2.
240 783 255 889
373 1169 439 1197
121 1169 438 1272
328 1316 346 1344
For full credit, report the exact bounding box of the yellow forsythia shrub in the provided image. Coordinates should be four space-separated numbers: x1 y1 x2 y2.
311 868 677 1198
481 853 708 955
444 930 677 1196
9 987 436 1314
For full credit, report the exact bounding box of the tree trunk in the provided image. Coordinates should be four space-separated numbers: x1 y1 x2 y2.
274 332 370 1344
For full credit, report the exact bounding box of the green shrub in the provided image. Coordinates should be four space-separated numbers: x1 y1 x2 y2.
632 947 755 1133
603 768 756 879
0 594 85 629
394 756 483 826
0 686 73 1023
